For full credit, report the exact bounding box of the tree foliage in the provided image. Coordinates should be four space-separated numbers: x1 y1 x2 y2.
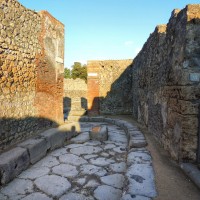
64 68 71 79
71 62 87 82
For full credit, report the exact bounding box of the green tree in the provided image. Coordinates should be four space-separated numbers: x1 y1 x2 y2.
71 62 87 82
64 68 71 79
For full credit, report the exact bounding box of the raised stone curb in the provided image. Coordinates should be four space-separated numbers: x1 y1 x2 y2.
0 122 80 186
0 147 30 185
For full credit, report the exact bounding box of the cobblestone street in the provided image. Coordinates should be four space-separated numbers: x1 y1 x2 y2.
0 121 155 200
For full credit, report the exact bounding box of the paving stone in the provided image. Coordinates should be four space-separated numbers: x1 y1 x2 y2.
71 132 90 143
0 193 8 200
34 175 71 198
59 153 88 166
18 138 48 164
70 146 102 156
109 162 126 173
100 152 110 157
94 185 122 200
21 192 52 200
60 193 94 200
84 141 101 146
1 178 33 199
101 174 125 189
84 179 100 188
84 154 98 160
121 194 151 200
113 146 127 153
0 147 30 185
80 164 107 176
19 166 50 180
126 164 157 198
104 143 116 150
89 157 115 166
66 144 85 149
34 155 59 168
49 148 68 157
127 151 152 165
52 164 78 178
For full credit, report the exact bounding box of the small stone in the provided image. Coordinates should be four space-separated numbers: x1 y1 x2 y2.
34 175 71 198
59 153 88 166
80 164 107 176
101 174 125 189
52 164 78 178
89 157 115 166
1 179 33 198
89 126 108 141
109 162 126 173
19 166 50 180
84 179 100 188
94 185 122 200
70 146 102 156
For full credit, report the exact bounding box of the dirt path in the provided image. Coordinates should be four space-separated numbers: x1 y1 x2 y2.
110 115 200 200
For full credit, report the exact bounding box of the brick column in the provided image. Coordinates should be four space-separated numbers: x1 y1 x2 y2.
87 61 100 115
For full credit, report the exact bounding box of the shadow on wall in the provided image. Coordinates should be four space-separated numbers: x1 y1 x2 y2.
63 97 71 121
0 117 59 153
87 62 134 116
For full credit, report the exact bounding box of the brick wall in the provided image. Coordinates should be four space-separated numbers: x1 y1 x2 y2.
0 0 64 152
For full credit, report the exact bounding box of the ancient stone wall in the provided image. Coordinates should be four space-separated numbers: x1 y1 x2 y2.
0 0 64 152
64 78 87 118
132 5 200 162
87 60 133 115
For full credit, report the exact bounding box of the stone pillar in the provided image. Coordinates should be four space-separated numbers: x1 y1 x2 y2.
87 61 100 115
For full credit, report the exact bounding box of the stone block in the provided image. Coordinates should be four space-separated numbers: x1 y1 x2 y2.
88 116 105 122
89 125 108 141
129 139 147 149
18 138 49 164
0 147 30 185
40 128 67 150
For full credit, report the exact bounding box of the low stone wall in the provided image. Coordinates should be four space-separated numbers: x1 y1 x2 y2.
132 5 200 162
87 59 133 115
0 0 64 152
64 78 87 118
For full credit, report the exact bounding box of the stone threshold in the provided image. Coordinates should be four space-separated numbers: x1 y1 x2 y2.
0 116 157 199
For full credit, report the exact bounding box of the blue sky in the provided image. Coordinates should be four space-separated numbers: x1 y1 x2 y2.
18 0 199 68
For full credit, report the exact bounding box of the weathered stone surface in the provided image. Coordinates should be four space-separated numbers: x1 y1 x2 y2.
21 192 52 200
127 151 152 165
89 157 115 166
109 162 126 173
0 0 64 153
40 128 66 150
19 167 50 180
94 185 122 200
122 194 151 200
0 147 30 184
60 193 93 200
101 174 125 189
132 5 200 162
70 145 102 155
59 153 88 166
1 178 33 199
52 164 78 178
34 175 71 197
89 126 108 141
18 138 48 164
34 155 59 168
71 132 90 143
80 164 107 176
126 164 157 198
